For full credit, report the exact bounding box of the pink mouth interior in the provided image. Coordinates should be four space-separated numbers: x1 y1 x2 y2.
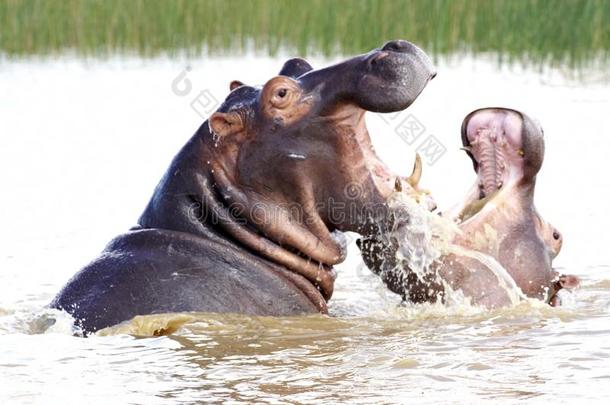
466 109 525 199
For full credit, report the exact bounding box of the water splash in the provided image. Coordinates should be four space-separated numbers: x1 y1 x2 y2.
386 191 458 276
385 191 526 306
0 307 79 336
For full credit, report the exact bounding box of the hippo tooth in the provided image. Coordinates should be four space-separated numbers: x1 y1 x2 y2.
394 177 403 192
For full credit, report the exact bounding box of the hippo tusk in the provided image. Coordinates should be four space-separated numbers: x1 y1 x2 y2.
407 153 422 188
460 146 472 153
394 177 403 192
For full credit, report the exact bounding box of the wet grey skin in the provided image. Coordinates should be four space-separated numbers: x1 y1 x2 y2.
358 108 579 308
51 40 436 334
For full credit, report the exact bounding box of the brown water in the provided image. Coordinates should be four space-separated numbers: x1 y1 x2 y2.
2 284 606 403
1 56 609 403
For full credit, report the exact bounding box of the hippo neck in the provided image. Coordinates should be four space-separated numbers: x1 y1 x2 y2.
197 127 336 308
138 124 332 313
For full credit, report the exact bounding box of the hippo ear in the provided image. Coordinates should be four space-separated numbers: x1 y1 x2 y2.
209 111 243 137
278 58 314 79
229 80 244 91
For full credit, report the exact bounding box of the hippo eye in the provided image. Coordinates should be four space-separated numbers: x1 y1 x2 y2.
264 77 301 111
269 86 293 109
553 231 561 240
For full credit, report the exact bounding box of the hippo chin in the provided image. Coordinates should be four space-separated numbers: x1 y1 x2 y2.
359 108 579 308
51 40 436 334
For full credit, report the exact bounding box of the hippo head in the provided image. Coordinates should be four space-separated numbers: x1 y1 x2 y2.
203 40 435 301
456 108 578 305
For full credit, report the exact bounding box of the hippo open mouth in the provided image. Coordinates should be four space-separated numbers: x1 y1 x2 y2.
452 108 577 305
454 108 541 224
464 109 527 201
359 107 579 309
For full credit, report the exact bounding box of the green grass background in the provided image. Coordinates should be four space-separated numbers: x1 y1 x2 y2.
1 0 608 67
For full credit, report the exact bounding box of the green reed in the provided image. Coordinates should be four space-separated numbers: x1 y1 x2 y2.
0 0 608 67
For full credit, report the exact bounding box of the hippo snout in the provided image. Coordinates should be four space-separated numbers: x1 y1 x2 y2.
356 39 436 112
380 39 437 78
382 39 416 53
299 39 435 114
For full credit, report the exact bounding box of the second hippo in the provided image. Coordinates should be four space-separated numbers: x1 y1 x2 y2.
359 108 579 308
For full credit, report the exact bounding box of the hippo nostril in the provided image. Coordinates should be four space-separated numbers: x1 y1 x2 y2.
381 39 414 54
430 72 437 80
553 231 561 240
370 51 389 66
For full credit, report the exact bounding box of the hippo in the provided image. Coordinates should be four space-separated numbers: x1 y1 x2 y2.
51 40 436 334
358 108 578 308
